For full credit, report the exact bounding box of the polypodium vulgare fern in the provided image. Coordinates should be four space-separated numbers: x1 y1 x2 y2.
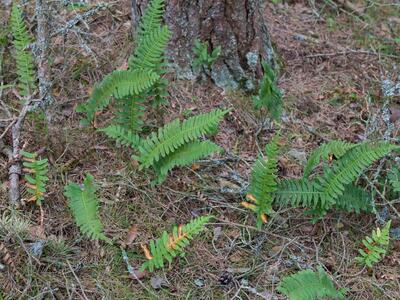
133 0 165 40
64 174 111 243
253 61 282 120
276 141 398 217
356 220 391 268
277 267 346 300
137 109 228 183
128 0 171 107
20 151 49 205
77 0 171 131
303 140 357 179
140 215 211 272
98 125 141 149
10 3 36 98
388 168 400 193
152 141 222 184
77 69 159 126
242 135 279 228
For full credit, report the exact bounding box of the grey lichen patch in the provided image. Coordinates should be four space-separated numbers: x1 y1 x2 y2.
382 78 400 97
244 79 256 92
246 51 259 71
211 65 239 90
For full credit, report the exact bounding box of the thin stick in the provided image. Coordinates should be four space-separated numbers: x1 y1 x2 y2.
34 0 53 108
8 102 31 204
66 261 90 300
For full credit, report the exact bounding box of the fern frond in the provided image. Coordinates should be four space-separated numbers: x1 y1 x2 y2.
278 142 397 214
388 168 400 193
138 109 228 169
98 125 141 148
151 77 169 107
276 179 325 209
10 3 36 97
153 141 222 184
140 215 211 272
64 174 111 243
315 142 398 206
76 69 159 125
356 220 391 268
128 26 171 71
334 185 374 214
21 151 49 205
135 0 165 40
303 141 356 178
114 94 146 132
245 136 279 228
277 267 345 300
253 61 282 120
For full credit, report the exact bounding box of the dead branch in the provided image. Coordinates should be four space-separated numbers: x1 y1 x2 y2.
51 3 108 38
8 101 31 204
33 0 53 108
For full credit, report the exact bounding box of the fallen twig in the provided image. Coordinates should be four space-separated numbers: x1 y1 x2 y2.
33 0 53 108
51 3 109 37
8 100 32 204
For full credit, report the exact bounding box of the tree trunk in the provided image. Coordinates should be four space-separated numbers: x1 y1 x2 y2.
131 0 275 92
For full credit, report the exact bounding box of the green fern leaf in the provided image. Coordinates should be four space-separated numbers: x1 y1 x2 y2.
315 142 398 206
114 94 146 132
277 267 345 300
135 0 165 40
153 141 222 184
21 151 49 205
140 215 211 272
277 142 398 214
76 69 159 125
388 168 400 193
303 141 356 178
276 179 324 209
334 185 374 214
10 3 36 97
253 61 282 120
138 109 228 169
246 136 279 228
356 220 391 268
128 26 171 71
64 174 111 243
98 125 141 148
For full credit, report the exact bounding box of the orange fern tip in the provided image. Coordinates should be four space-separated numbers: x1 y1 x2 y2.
168 225 187 250
246 194 257 203
260 213 268 223
140 243 153 260
241 201 256 211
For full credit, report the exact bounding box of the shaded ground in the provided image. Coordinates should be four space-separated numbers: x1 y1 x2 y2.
1 1 400 299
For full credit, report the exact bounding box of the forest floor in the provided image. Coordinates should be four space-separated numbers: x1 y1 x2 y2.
1 0 400 299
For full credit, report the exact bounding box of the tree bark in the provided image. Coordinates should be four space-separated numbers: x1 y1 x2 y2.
131 0 275 92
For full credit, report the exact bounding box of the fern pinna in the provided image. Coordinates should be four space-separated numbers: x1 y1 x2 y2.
137 109 228 184
276 141 398 217
277 267 346 300
76 70 159 126
242 135 279 228
303 140 356 179
128 0 171 107
77 0 171 132
356 220 391 268
64 174 111 243
20 151 49 205
253 61 282 120
10 3 36 98
140 215 211 272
